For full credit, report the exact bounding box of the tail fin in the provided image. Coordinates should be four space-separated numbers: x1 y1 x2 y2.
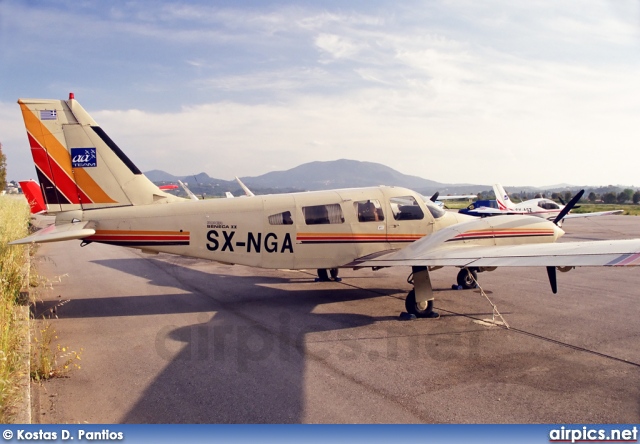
18 180 46 214
235 176 255 197
493 183 515 210
18 94 183 213
178 180 199 201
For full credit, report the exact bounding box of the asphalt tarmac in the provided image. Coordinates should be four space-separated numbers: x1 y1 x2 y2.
30 216 640 423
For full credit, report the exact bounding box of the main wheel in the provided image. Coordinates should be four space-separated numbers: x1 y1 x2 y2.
329 268 339 279
456 268 478 289
317 269 329 281
404 289 435 318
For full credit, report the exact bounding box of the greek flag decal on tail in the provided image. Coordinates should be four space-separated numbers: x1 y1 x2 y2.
39 109 57 120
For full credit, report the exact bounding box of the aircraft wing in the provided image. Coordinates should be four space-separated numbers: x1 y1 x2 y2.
353 238 640 268
437 194 477 200
563 210 624 219
9 221 95 245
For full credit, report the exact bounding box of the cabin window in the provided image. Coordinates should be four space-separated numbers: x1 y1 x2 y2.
303 204 344 225
390 196 424 220
268 210 293 225
354 200 385 222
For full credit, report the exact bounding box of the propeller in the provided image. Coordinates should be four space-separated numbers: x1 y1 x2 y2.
558 196 580 209
546 189 584 294
430 191 439 202
553 189 584 226
546 266 558 294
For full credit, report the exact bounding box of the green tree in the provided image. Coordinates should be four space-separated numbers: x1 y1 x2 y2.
617 192 628 204
588 191 597 203
623 188 634 202
603 192 617 204
564 191 572 202
0 142 7 192
634 191 640 204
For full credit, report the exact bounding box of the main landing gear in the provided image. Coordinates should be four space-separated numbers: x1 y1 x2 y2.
404 266 481 318
404 266 439 318
456 267 478 290
316 268 341 282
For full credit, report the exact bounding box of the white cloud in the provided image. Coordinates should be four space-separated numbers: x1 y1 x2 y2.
315 34 365 60
2 0 640 187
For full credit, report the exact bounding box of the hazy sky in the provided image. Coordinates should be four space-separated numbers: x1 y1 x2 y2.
1 1 639 187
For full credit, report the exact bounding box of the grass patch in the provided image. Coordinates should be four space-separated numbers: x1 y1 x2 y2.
31 321 82 381
573 203 640 216
0 196 30 423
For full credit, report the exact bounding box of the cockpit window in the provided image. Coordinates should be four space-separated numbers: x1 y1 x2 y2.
538 200 560 210
354 200 385 222
390 196 424 220
423 198 446 219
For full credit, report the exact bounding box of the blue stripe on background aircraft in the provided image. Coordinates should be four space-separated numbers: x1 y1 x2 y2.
9 94 640 318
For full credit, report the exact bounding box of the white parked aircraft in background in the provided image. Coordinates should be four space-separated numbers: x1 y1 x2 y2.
225 177 255 199
427 192 477 208
467 184 622 223
10 95 640 318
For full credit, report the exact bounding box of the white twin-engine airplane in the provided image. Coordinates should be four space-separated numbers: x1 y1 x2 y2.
10 95 640 318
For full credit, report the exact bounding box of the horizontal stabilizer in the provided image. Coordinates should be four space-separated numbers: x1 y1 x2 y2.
9 221 95 245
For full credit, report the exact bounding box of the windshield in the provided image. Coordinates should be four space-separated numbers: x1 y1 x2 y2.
420 195 446 219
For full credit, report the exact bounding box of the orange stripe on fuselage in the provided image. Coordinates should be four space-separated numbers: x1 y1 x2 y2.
297 233 424 242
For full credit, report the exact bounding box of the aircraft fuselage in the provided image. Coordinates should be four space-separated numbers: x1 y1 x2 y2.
59 186 469 270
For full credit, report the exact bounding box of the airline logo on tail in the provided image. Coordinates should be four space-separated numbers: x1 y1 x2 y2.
71 148 97 168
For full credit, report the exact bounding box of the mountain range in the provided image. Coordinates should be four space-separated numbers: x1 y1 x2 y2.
144 159 619 198
145 159 486 197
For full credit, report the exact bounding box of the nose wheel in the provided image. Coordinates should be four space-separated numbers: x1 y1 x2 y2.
456 267 478 289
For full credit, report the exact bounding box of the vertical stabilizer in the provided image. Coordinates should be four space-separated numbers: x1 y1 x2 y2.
18 95 183 213
18 180 46 214
493 183 515 210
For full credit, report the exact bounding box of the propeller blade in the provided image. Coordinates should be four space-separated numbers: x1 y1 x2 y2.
553 189 584 225
430 192 440 202
558 197 566 205
546 266 558 294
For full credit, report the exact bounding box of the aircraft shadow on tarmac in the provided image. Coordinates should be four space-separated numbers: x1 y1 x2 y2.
44 256 420 422
35 254 509 423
